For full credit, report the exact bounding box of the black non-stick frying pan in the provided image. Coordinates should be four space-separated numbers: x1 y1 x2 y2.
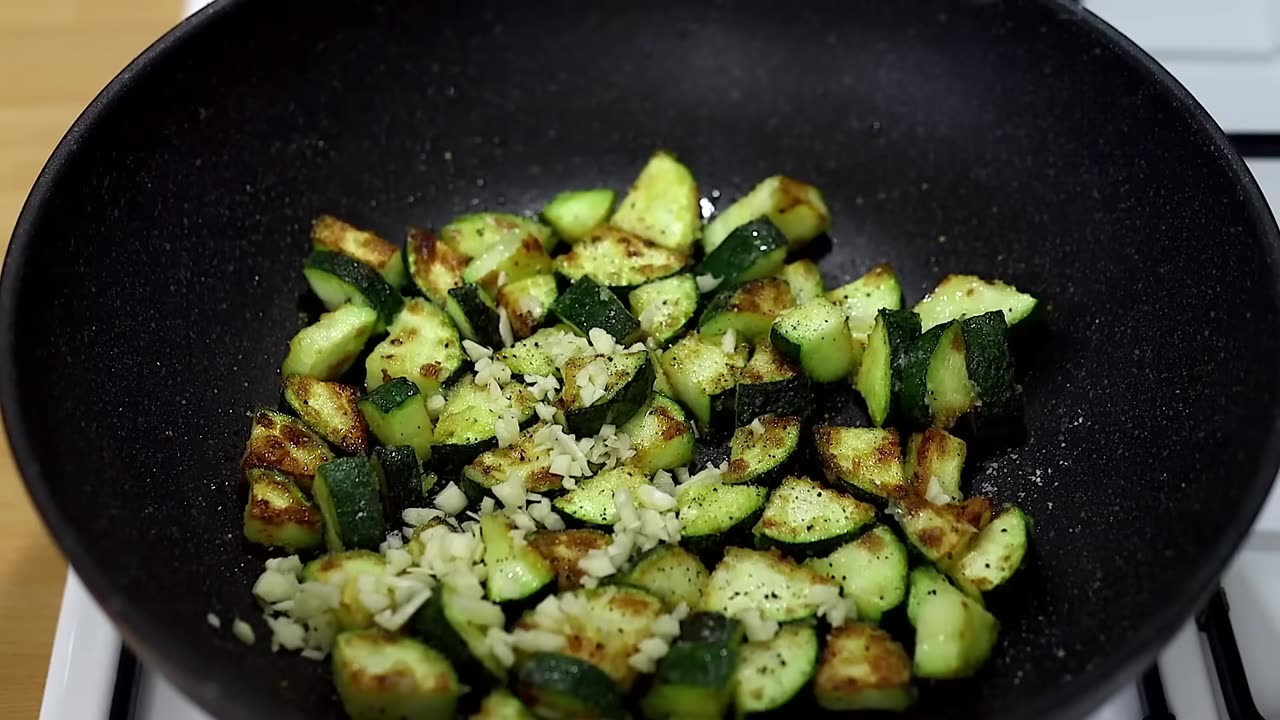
3 0 1280 718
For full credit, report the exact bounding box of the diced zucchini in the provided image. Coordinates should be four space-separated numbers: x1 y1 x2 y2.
620 393 696 474
629 274 699 345
678 482 768 549
515 652 628 720
650 348 677 397
960 311 1024 438
901 320 976 429
894 495 991 564
494 325 569 378
723 415 802 485
242 468 323 551
778 259 825 304
914 274 1039 331
447 283 504 348
700 547 838 622
734 339 811 426
735 622 820 714
753 476 876 557
241 408 335 492
659 332 750 431
553 466 650 526
805 525 909 623
855 308 922 426
473 690 535 720
332 630 462 720
406 227 469 306
552 276 641 344
827 264 904 368
702 176 831 254
699 278 795 341
543 189 616 243
464 424 564 497
311 214 407 288
951 505 1031 591
481 514 555 603
696 218 788 289
498 273 559 340
411 586 506 681
676 610 743 646
813 426 907 501
614 544 709 610
908 566 1000 678
814 623 916 711
365 297 465 397
555 225 689 288
433 378 537 474
515 585 665 689
359 377 433 462
610 150 701 252
771 297 856 383
304 550 388 630
371 445 429 517
313 456 386 552
302 250 404 331
281 304 378 381
559 350 654 436
527 530 611 592
442 212 555 257
462 235 554 297
282 375 369 454
643 614 743 720
905 428 967 502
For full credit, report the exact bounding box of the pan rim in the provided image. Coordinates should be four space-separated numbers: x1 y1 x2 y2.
2 0 1279 718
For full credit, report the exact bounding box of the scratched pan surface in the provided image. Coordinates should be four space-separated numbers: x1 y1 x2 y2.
3 0 1280 718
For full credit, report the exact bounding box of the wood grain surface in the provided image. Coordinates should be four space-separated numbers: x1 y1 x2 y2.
0 1 176 717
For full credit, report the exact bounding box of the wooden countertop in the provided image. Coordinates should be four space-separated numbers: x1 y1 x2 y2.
0 1 177 717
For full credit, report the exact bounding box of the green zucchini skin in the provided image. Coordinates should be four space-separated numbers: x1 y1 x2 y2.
448 283 504 348
695 218 789 288
856 308 922 427
552 276 642 343
302 249 404 330
960 311 1024 441
900 322 951 427
370 445 426 518
515 653 629 720
313 456 386 552
643 613 744 720
734 377 812 428
359 377 433 463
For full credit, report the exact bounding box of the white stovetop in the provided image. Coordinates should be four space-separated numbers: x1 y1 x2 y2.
37 1 1280 719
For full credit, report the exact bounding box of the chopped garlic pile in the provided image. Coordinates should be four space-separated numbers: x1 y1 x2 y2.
721 328 738 354
695 273 722 294
577 485 682 588
574 357 610 407
627 602 689 673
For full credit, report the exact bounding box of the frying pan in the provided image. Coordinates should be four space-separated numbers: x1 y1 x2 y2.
3 0 1280 718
